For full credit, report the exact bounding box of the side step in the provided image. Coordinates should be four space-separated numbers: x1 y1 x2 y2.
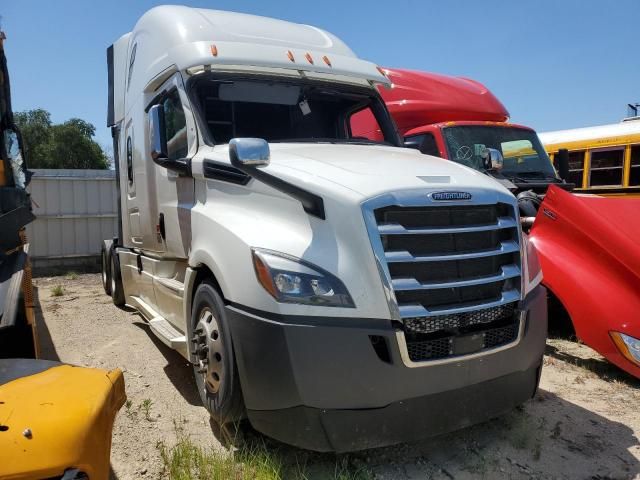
132 296 188 359
149 317 187 358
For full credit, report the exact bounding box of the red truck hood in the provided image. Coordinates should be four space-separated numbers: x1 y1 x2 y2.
536 186 640 276
531 185 640 378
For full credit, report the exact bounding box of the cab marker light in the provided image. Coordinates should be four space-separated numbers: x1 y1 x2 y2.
305 52 314 64
610 332 640 367
322 55 332 67
210 44 218 57
287 50 295 62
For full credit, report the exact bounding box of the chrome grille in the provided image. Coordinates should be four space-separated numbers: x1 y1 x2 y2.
374 203 521 317
369 200 523 363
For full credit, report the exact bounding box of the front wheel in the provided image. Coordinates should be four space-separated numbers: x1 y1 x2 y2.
191 280 244 425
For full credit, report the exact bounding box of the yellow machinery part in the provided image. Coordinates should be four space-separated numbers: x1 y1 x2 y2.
0 364 126 480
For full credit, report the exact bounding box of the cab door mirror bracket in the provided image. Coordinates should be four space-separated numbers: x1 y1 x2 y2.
229 138 325 219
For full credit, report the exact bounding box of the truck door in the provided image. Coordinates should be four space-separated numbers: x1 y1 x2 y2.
145 73 195 259
145 74 196 330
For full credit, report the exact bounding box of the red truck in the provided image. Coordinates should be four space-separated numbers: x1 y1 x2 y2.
353 68 640 378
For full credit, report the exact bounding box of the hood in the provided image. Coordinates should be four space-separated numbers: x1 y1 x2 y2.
261 143 511 201
203 143 514 204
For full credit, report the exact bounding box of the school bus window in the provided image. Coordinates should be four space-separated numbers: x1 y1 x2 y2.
589 148 624 187
568 150 585 187
630 145 640 186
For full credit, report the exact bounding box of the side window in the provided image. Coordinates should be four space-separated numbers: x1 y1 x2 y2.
404 133 440 157
127 43 137 90
589 148 624 187
349 107 383 142
126 136 133 183
161 90 188 160
630 145 640 186
567 150 585 187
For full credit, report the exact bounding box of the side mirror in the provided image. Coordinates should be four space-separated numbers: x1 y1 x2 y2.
229 138 270 168
148 104 190 175
481 147 504 171
149 104 168 161
555 148 570 182
403 135 424 151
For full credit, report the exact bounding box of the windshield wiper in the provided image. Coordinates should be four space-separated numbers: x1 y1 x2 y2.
270 138 336 143
271 138 389 146
501 171 561 183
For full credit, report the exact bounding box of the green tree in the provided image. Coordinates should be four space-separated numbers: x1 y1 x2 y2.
14 109 108 169
14 108 52 166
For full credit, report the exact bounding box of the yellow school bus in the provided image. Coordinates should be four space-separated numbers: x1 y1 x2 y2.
539 118 640 196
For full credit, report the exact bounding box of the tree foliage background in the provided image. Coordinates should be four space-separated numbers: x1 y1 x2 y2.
15 109 109 169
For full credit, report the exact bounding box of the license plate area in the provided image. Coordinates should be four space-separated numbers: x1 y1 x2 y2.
452 332 484 355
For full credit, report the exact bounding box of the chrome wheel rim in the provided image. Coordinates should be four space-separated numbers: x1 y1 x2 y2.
194 307 224 394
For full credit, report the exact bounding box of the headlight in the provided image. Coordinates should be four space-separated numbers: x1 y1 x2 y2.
610 332 640 367
522 233 543 297
251 248 355 307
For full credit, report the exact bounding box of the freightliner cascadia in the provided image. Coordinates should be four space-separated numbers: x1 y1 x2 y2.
103 7 547 451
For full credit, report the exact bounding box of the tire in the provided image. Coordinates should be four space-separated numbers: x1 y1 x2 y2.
110 248 125 307
101 244 112 296
191 280 244 425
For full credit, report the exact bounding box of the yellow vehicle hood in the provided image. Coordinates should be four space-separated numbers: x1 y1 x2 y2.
0 359 125 480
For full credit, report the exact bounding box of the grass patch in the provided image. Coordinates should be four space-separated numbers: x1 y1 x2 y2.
124 399 134 418
51 285 65 297
139 398 154 421
65 271 79 280
159 422 372 480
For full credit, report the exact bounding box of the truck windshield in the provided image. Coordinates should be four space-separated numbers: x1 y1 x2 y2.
443 126 558 179
191 75 398 146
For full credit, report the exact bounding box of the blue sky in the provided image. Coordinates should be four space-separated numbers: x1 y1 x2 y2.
3 0 638 149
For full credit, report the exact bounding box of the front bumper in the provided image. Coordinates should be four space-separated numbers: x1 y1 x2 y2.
226 285 547 452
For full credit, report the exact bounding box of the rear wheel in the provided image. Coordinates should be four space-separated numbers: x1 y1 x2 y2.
101 245 112 296
191 280 244 425
110 249 125 307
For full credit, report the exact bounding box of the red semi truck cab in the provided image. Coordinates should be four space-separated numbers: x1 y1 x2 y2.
351 68 563 194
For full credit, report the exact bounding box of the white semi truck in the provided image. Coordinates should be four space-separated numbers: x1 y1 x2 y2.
103 6 547 452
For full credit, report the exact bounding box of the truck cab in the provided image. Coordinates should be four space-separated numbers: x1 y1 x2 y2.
353 68 569 199
104 7 547 451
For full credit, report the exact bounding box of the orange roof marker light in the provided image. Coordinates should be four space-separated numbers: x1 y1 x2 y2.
305 52 314 64
210 44 218 56
287 50 295 62
322 55 332 67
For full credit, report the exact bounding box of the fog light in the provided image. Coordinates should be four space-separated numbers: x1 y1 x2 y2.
610 331 640 367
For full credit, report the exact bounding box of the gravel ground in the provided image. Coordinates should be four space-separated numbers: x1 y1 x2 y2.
34 274 640 480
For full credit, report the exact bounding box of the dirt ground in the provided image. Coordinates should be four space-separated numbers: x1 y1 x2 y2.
34 273 640 480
